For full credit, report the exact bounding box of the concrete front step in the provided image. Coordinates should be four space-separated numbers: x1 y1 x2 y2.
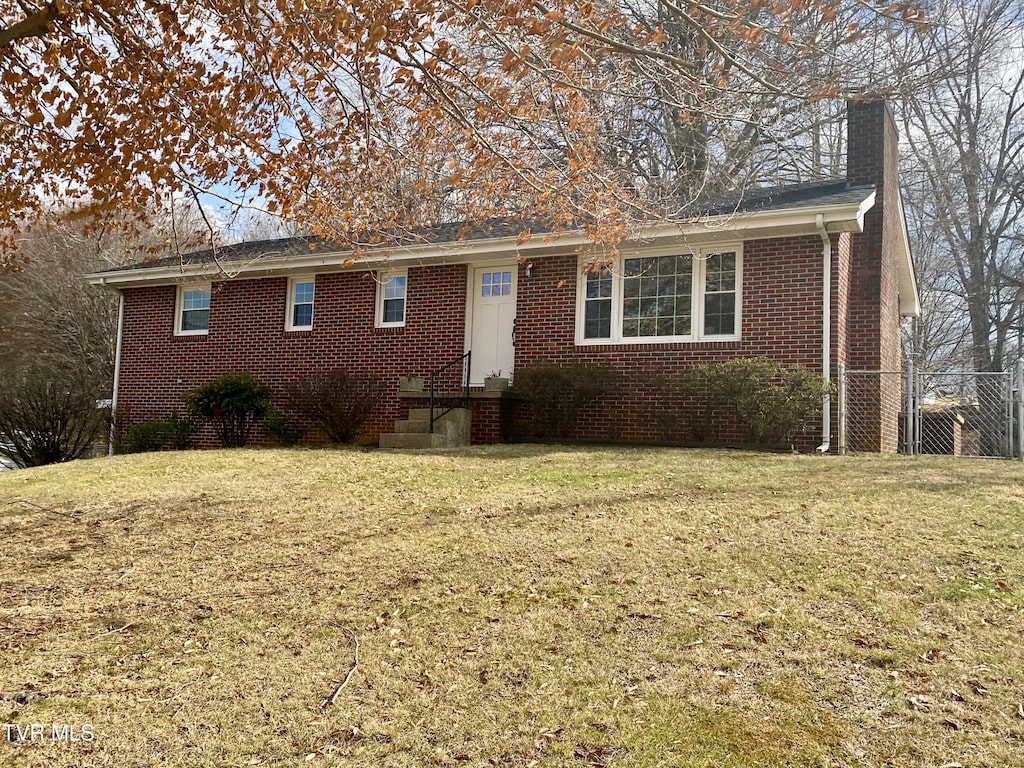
379 407 472 449
379 432 451 449
395 418 432 434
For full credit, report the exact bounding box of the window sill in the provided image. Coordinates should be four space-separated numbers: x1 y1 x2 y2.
576 336 740 348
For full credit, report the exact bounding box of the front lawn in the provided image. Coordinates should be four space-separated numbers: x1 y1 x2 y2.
1 446 1021 766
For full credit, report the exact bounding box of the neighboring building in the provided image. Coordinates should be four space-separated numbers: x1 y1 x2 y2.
88 99 919 452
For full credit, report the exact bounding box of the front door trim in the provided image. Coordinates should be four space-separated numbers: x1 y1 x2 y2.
465 261 518 386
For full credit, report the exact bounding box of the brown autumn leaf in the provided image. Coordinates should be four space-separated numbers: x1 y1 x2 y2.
909 695 932 712
0 0 921 270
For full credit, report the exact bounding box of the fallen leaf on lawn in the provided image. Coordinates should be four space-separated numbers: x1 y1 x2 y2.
574 744 612 767
909 695 931 712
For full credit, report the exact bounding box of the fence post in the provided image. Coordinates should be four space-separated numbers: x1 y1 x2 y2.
909 356 917 456
838 362 847 455
1005 370 1014 459
1018 358 1024 461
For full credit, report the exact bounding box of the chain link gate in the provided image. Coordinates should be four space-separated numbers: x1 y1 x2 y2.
839 359 1024 459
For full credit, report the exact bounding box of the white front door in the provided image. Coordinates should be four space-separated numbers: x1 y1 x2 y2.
469 265 517 385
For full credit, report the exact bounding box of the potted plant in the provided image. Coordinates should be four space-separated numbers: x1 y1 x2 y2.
398 375 425 392
484 370 510 391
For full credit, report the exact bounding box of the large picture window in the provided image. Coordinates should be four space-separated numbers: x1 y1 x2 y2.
176 284 211 336
577 248 740 344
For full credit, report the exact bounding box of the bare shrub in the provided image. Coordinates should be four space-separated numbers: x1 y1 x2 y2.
511 364 619 439
677 357 830 448
287 372 384 444
0 366 109 468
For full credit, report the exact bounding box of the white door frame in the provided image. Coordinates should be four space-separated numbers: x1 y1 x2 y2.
465 262 518 386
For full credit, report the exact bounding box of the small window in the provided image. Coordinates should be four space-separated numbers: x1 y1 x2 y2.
703 252 736 336
287 277 315 331
176 284 210 336
376 270 407 327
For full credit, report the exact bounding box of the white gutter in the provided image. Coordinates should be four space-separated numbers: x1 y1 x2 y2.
85 195 877 288
815 214 832 454
108 287 125 457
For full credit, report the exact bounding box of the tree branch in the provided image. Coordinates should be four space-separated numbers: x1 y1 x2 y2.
0 1 59 50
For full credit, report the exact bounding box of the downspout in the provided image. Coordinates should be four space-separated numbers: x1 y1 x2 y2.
815 214 832 453
108 287 125 457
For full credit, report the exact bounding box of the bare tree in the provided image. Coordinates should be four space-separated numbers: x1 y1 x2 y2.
0 0 923 270
0 219 125 389
895 0 1024 374
0 218 124 465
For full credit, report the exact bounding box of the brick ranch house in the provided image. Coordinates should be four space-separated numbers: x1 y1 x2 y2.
88 99 919 452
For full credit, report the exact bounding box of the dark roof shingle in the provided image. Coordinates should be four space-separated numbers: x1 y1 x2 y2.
102 180 872 273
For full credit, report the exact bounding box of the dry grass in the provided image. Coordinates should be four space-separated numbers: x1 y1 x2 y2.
1 446 1022 767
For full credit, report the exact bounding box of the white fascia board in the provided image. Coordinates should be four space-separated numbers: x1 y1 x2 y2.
893 191 921 318
86 194 876 288
658 192 876 245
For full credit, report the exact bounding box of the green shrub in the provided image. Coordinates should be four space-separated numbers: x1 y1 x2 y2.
677 357 830 448
264 406 302 446
123 410 197 453
511 363 618 439
185 372 271 448
124 418 173 453
165 409 198 449
287 371 384 444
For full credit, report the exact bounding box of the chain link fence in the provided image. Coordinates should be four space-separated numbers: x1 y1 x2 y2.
839 369 905 454
840 361 1024 459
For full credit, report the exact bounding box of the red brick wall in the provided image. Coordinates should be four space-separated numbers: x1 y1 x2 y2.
509 237 832 448
117 265 468 446
116 202 899 452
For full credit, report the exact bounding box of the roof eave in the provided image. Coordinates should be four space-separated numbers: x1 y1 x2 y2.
85 195 876 288
894 190 921 318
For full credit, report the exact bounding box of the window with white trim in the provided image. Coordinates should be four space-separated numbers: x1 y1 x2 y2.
376 270 407 327
176 284 211 336
286 277 315 331
576 247 741 344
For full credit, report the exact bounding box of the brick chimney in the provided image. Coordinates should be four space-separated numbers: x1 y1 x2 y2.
845 98 904 450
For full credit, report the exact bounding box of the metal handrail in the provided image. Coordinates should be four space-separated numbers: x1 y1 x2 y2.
429 351 471 433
